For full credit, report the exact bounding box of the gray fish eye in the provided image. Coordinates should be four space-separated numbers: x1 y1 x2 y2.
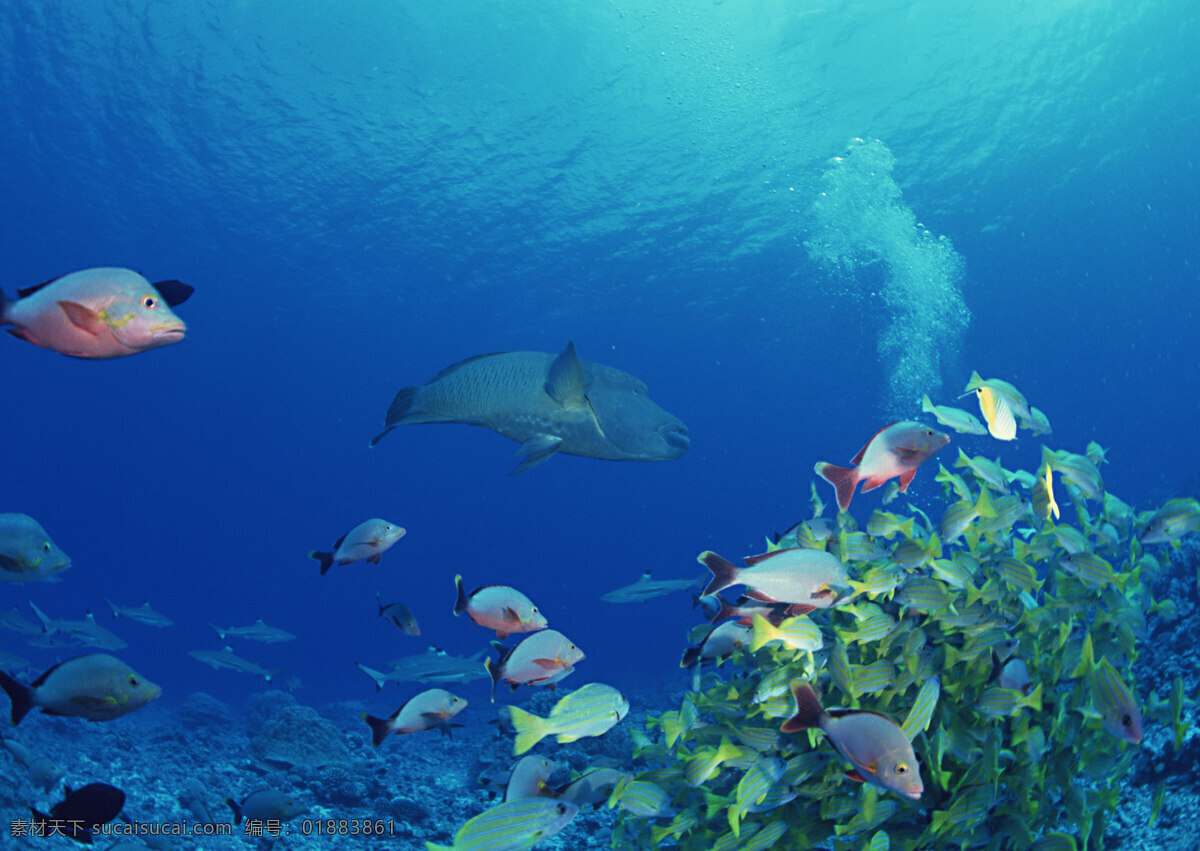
142 295 157 309
42 542 51 552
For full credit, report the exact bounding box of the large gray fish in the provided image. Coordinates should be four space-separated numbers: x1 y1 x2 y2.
370 341 689 474
0 654 160 724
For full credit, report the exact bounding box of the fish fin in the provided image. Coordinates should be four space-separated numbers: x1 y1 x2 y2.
680 647 701 669
355 662 388 691
509 434 563 475
786 603 816 616
371 386 452 446
897 467 918 492
5 328 32 343
742 551 778 568
150 279 193 306
56 301 104 335
509 705 546 755
452 575 469 616
743 589 780 603
860 475 889 493
845 769 867 784
815 462 858 512
698 550 740 598
531 658 562 669
0 669 34 725
103 597 119 618
225 797 244 826
544 340 588 407
781 681 824 733
494 629 510 640
367 553 382 565
308 550 335 576
362 713 393 747
484 657 501 703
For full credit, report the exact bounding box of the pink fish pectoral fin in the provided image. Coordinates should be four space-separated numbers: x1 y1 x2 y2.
57 301 105 336
367 553 382 565
897 468 918 491
5 328 32 342
845 769 867 784
531 658 562 669
859 476 889 493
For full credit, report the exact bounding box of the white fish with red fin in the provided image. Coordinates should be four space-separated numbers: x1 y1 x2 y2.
485 630 583 701
1 268 191 359
698 548 848 607
308 518 405 576
361 688 467 746
815 422 950 512
454 575 546 639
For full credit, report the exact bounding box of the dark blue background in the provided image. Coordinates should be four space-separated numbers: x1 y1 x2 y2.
2 0 1197 715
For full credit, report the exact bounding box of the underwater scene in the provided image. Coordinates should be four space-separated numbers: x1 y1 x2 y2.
2 1 1199 849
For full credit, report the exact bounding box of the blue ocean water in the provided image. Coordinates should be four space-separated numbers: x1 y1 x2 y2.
2 1 1198 848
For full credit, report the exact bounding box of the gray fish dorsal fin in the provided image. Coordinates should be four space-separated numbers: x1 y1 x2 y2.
545 341 587 407
428 351 509 383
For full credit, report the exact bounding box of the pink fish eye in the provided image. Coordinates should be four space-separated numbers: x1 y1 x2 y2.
142 295 158 309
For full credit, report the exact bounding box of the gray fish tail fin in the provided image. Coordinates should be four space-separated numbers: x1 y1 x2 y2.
362 713 392 748
0 670 34 725
369 386 421 447
452 575 469 616
309 550 335 576
225 797 243 826
781 681 825 734
103 597 119 619
207 623 226 641
264 667 285 684
680 647 702 669
698 551 740 599
355 662 387 692
484 657 502 703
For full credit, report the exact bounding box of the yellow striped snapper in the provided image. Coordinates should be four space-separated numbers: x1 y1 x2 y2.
1046 449 1105 500
921 394 988 435
940 488 997 544
1048 522 1089 555
508 683 628 756
931 552 978 589
1091 657 1143 745
748 613 823 653
894 576 956 612
975 684 1043 717
425 798 578 851
931 784 995 835
684 736 745 786
698 548 849 609
935 465 974 501
843 603 897 644
727 756 787 835
977 494 1032 538
1025 406 1053 435
649 810 700 845
854 660 896 697
1140 497 1200 545
1058 552 1123 591
608 778 674 817
782 682 923 799
988 556 1041 594
954 449 1010 494
866 511 917 540
833 530 891 562
718 819 789 851
899 676 940 740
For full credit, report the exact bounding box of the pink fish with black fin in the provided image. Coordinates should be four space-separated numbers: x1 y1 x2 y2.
815 421 950 512
484 630 583 701
454 575 547 639
1 267 192 359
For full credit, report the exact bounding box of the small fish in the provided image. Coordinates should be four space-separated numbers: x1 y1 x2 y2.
425 798 578 851
454 576 547 639
685 736 745 786
698 548 849 607
748 613 823 653
963 372 1031 440
508 683 629 755
30 782 125 844
997 657 1032 693
702 594 793 627
609 778 674 818
371 341 689 474
362 688 467 746
102 598 174 628
27 604 127 651
0 654 159 724
600 571 699 603
1026 406 1053 435
1 268 191 359
953 449 1011 494
2 736 34 765
26 755 64 791
503 756 558 803
0 514 71 584
680 621 752 669
782 681 923 799
225 789 307 826
1141 498 1200 545
208 618 296 643
1046 450 1104 501
189 647 283 682
485 630 584 701
975 684 1043 717
815 422 950 512
308 518 406 576
728 756 787 834
376 593 420 635
921 394 987 435
1093 657 1143 745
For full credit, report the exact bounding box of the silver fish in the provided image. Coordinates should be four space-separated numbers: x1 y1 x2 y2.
370 341 689 474
0 514 71 584
0 653 160 723
208 618 296 643
189 647 283 682
28 604 127 651
102 598 174 628
357 647 489 689
0 268 191 359
601 571 700 603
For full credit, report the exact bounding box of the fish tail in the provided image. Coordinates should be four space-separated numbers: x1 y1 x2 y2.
452 575 469 616
815 462 858 512
508 706 547 756
781 680 824 734
224 797 243 826
680 647 702 669
369 386 421 447
749 614 780 653
0 669 34 725
308 550 335 576
354 662 387 691
207 622 226 641
264 667 285 684
697 551 740 598
102 597 119 618
362 713 393 748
